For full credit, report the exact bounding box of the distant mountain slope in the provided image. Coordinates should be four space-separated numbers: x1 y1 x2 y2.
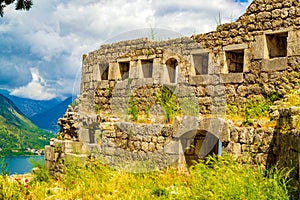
30 97 73 132
0 94 54 156
0 89 61 117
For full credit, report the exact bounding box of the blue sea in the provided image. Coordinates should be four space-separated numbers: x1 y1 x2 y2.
1 155 44 175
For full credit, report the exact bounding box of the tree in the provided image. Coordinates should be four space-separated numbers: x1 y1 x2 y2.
0 0 33 17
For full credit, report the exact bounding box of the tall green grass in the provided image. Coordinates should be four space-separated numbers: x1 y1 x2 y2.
0 154 297 199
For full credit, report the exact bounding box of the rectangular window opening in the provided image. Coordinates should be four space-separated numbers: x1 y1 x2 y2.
141 60 153 78
266 32 288 59
192 53 209 75
225 50 244 73
119 62 130 80
99 64 109 80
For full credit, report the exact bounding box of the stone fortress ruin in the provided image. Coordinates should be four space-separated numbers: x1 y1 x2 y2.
45 0 299 178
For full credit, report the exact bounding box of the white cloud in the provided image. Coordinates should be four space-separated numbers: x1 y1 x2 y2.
10 68 56 100
0 0 252 100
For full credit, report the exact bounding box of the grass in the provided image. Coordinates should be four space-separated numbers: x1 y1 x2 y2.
279 89 300 107
0 154 297 200
226 94 277 127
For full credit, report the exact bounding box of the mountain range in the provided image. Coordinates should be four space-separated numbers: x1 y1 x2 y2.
0 89 61 117
0 94 54 155
30 97 73 132
0 90 74 132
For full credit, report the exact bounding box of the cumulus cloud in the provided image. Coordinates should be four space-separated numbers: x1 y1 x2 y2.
0 0 252 100
10 68 56 100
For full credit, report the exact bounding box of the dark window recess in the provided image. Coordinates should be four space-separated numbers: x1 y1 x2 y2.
193 53 209 75
141 60 153 78
99 64 109 80
166 58 178 83
119 62 129 80
266 32 288 59
225 50 244 73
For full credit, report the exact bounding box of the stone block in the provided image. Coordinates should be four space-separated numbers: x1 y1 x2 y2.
64 141 84 154
253 34 268 60
189 75 218 86
219 122 230 142
243 48 252 72
98 80 109 89
231 143 241 155
288 30 300 56
108 62 120 80
262 57 287 72
220 73 244 84
79 128 91 143
223 43 248 51
141 142 149 152
128 61 138 79
92 64 101 82
152 58 161 82
117 57 131 62
44 145 54 161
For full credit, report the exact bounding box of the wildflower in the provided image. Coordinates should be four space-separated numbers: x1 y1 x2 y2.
25 179 29 183
14 177 20 182
25 185 29 189
71 180 75 185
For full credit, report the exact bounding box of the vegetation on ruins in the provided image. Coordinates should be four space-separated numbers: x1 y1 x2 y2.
128 96 139 121
156 86 179 122
0 154 297 199
226 91 282 126
126 86 180 123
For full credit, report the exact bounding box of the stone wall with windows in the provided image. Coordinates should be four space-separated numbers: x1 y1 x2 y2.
45 0 300 178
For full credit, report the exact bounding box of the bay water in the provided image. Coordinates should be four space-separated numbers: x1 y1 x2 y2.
1 155 44 175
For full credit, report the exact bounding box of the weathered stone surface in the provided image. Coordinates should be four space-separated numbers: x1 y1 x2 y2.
220 73 244 84
48 0 300 179
262 57 287 72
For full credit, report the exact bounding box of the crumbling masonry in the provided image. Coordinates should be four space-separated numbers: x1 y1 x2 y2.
45 0 299 177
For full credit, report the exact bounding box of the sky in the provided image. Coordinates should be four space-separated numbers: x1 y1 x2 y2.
0 0 252 100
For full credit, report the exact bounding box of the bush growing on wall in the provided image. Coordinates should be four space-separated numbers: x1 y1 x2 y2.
156 87 179 122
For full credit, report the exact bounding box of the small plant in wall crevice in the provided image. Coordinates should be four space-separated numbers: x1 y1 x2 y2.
128 96 139 121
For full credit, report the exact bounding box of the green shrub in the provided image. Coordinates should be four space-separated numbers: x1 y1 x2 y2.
95 103 100 114
128 96 139 121
0 158 7 178
30 159 49 183
151 187 168 197
156 87 179 122
243 96 270 126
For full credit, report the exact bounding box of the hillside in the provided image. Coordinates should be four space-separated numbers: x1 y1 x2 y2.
0 89 61 117
30 97 73 132
0 94 54 156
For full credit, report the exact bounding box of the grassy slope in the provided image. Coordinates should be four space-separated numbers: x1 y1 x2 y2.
0 94 54 155
0 154 296 200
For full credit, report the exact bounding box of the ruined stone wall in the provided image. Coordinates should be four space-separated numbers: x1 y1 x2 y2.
268 106 300 179
192 0 300 48
81 37 200 94
45 0 300 177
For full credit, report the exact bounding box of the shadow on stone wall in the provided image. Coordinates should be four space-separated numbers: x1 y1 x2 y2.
266 107 300 199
